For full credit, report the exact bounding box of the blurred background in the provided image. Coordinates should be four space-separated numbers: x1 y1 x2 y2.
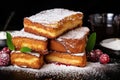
0 0 119 31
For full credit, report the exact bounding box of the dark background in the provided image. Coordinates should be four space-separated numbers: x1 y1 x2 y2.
0 0 119 30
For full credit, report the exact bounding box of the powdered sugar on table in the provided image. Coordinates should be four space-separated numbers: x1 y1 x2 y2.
0 62 119 80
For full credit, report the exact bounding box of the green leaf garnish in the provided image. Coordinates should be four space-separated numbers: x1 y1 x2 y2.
6 32 15 50
86 32 96 52
20 47 32 53
6 32 31 53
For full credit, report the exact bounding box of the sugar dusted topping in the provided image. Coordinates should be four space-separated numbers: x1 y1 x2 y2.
11 30 47 41
28 52 41 57
71 52 85 56
57 27 90 41
11 51 41 57
27 8 82 26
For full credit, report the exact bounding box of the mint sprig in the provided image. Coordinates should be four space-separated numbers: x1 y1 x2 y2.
20 47 32 53
6 32 15 50
86 32 96 52
6 32 31 53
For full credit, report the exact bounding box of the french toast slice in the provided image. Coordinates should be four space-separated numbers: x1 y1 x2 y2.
24 8 83 38
11 31 48 54
10 51 44 69
45 51 87 67
50 27 90 53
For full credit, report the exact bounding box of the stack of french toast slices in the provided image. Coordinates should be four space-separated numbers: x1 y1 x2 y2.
10 8 90 69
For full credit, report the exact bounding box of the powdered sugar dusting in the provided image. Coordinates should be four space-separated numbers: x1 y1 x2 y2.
71 52 85 56
57 27 90 41
11 30 47 41
26 8 82 26
0 62 119 79
11 51 41 57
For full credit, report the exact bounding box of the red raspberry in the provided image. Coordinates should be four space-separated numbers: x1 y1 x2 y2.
87 50 98 62
0 51 10 66
2 47 11 54
87 49 103 62
94 49 103 57
0 51 2 54
99 54 110 64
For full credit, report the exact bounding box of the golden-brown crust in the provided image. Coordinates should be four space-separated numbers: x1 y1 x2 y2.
10 52 44 69
24 13 83 39
50 37 87 53
12 37 48 54
50 40 67 52
45 51 87 67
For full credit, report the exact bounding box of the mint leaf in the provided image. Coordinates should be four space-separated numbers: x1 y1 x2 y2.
86 32 96 52
6 32 15 50
20 47 31 53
